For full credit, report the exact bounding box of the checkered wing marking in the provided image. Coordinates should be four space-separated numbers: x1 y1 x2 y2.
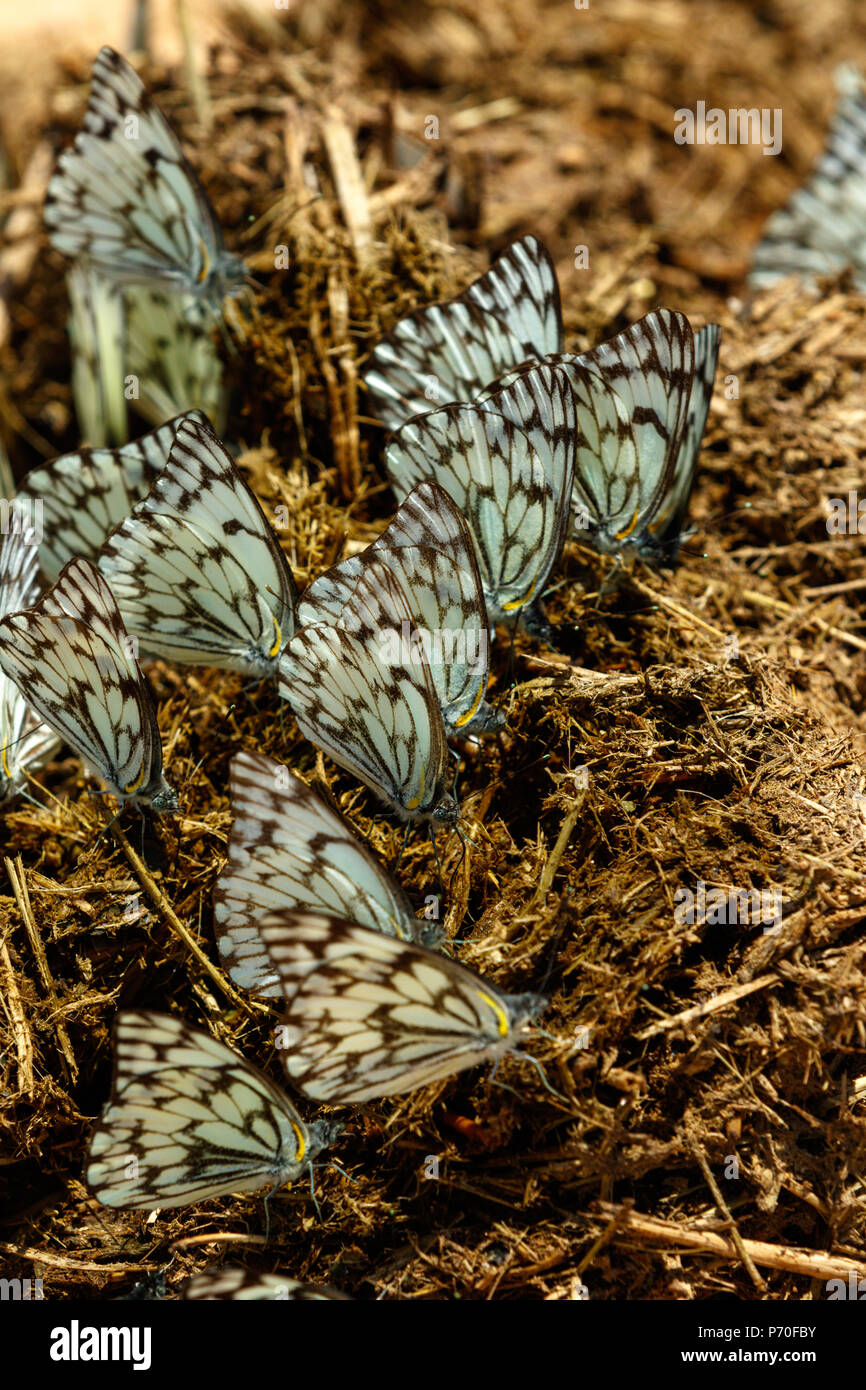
0 529 60 800
280 562 456 826
751 83 866 288
86 1011 335 1209
0 558 175 809
96 416 298 676
299 482 495 734
214 750 439 998
259 913 546 1103
44 47 245 307
386 365 575 627
183 1269 351 1300
19 412 203 582
363 235 562 431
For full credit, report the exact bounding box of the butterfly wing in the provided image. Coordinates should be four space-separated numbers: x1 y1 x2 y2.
44 47 243 307
86 1011 322 1209
67 263 129 447
183 1269 351 1300
19 413 202 583
0 528 60 800
645 322 721 554
125 284 228 433
386 365 575 630
751 83 866 288
260 912 545 1102
300 482 497 734
280 562 456 826
363 235 562 431
214 750 439 997
0 558 175 809
96 416 297 675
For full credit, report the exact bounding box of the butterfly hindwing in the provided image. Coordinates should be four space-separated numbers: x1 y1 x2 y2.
0 528 61 801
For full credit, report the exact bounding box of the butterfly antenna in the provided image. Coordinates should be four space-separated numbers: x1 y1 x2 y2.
428 822 445 900
446 825 469 901
308 1163 323 1222
392 820 412 874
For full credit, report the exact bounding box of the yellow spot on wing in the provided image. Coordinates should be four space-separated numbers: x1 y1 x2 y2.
615 499 641 541
455 676 485 728
268 616 282 659
124 766 146 795
291 1120 306 1165
196 239 210 284
503 575 538 613
1 743 10 779
406 761 426 811
476 989 509 1038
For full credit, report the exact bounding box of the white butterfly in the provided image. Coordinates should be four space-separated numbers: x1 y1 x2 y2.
280 560 457 828
258 912 546 1103
383 363 576 637
751 76 866 291
183 1268 350 1300
18 411 205 583
0 557 177 813
299 481 500 735
86 1011 341 1210
363 234 562 431
96 415 298 676
0 528 61 802
44 47 246 317
214 749 443 999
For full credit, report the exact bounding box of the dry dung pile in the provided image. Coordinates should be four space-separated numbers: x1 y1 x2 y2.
0 0 865 1301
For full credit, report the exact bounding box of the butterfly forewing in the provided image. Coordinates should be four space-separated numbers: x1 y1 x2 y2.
0 557 176 810
363 235 562 431
300 482 497 734
646 322 721 552
214 750 439 998
86 1011 336 1209
260 913 545 1103
19 412 203 582
44 47 245 312
96 416 297 675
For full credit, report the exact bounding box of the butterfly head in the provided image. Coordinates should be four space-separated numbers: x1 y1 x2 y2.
507 991 549 1034
431 792 459 827
307 1117 344 1163
148 779 180 814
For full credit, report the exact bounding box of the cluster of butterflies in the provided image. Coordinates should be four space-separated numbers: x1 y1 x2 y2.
0 46 729 1298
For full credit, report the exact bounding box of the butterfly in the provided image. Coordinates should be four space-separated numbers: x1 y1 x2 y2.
280 560 457 828
0 528 61 802
362 234 562 431
44 47 247 318
18 411 205 583
299 482 500 735
95 414 298 676
67 263 129 447
86 1011 341 1210
214 749 443 999
751 76 866 291
383 363 576 637
0 557 178 813
183 1268 351 1300
258 912 547 1103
